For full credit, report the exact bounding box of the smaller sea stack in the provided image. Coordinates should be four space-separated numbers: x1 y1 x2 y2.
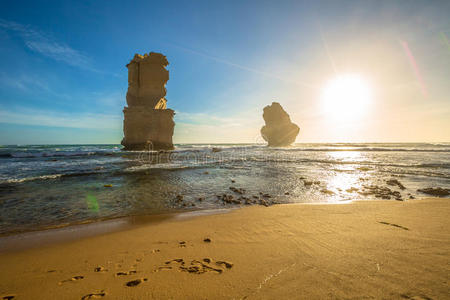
260 102 299 147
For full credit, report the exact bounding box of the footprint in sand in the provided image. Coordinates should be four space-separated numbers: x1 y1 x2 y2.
115 270 137 276
94 266 108 272
215 261 234 269
81 290 106 299
183 260 224 274
125 278 148 287
165 258 184 264
155 258 184 272
159 258 233 274
379 221 409 231
58 275 84 285
400 293 433 300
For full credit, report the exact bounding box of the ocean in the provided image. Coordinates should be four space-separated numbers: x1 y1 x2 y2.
0 143 449 235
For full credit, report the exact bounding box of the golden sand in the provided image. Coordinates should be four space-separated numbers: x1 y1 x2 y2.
0 198 448 299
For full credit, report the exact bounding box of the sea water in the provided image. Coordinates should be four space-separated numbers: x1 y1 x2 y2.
0 143 449 234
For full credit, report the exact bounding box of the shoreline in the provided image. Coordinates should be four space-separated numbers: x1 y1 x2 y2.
0 208 234 253
0 197 449 299
0 198 409 252
0 197 444 251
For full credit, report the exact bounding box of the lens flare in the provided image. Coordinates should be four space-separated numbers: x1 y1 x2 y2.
440 32 450 53
86 193 99 212
400 40 427 97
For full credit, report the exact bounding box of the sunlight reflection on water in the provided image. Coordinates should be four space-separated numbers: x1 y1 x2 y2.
323 151 368 202
328 150 363 161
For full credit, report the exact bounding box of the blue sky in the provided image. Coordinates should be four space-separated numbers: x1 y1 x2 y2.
0 0 449 144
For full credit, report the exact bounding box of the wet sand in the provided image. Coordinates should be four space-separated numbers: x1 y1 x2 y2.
0 198 448 299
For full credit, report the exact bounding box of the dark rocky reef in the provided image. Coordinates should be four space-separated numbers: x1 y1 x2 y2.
121 52 175 150
260 102 299 147
417 187 450 197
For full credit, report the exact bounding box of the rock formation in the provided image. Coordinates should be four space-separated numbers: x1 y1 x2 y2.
260 102 299 146
121 52 175 150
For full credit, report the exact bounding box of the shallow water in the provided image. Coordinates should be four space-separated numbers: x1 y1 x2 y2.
0 143 449 234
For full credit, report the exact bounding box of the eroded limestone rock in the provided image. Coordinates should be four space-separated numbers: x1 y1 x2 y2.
122 52 175 150
260 102 299 147
126 52 169 108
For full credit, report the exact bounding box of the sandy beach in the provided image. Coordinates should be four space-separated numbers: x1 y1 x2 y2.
0 198 448 299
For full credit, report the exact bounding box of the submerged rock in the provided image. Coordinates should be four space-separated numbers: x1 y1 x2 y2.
386 179 406 190
417 187 450 197
217 191 279 207
359 185 403 201
320 189 335 195
175 194 184 202
229 186 245 194
346 187 359 193
260 102 299 147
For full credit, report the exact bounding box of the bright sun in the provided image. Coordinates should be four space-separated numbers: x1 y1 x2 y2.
321 74 372 120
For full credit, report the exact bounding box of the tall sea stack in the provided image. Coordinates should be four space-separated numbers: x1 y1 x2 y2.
260 102 299 146
121 52 175 150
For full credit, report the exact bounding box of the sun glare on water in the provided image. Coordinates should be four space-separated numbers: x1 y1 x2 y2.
321 74 372 120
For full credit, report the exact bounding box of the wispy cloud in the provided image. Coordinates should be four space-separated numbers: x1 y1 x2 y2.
91 91 124 108
165 42 318 89
0 72 71 99
0 106 122 130
0 18 96 71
